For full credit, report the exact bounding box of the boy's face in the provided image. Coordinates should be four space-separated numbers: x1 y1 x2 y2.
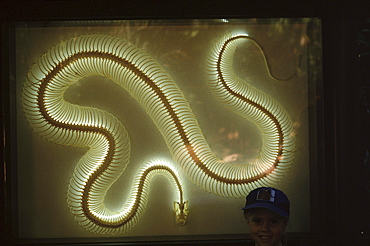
246 208 287 246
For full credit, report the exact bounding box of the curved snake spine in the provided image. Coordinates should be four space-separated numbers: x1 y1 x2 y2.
23 35 187 234
22 33 295 234
207 33 296 185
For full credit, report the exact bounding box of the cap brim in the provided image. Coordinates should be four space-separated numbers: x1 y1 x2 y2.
242 203 289 217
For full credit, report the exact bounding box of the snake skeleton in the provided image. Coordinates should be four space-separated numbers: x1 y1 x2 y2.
22 33 296 234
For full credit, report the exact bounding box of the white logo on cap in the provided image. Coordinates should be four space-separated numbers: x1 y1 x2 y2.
256 188 275 202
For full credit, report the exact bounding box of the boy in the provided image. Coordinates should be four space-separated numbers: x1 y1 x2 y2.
242 187 290 246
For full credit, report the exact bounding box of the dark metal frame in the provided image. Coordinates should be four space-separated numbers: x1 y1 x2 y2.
1 1 369 245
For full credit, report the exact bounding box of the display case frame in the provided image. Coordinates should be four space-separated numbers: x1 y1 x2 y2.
2 1 367 245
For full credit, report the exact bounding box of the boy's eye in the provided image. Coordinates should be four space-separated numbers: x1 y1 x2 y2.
251 218 261 224
270 219 282 225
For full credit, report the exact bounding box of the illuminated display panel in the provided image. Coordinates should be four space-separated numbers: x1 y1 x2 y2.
14 19 321 242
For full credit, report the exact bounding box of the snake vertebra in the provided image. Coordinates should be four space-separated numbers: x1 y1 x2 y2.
22 33 295 234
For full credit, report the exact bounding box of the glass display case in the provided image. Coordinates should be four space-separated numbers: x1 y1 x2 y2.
3 17 322 244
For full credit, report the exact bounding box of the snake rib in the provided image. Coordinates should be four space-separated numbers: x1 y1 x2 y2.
22 33 295 234
22 35 188 234
207 33 296 189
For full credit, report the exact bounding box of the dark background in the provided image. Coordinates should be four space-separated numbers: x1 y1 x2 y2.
1 0 369 245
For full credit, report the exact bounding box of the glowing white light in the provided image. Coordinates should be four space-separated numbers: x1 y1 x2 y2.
22 34 295 234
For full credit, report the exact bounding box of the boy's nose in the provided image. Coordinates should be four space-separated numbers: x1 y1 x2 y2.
261 221 270 231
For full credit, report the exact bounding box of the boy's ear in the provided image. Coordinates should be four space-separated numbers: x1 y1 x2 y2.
283 220 289 230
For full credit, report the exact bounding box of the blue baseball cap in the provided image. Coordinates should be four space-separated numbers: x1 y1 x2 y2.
242 187 290 217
